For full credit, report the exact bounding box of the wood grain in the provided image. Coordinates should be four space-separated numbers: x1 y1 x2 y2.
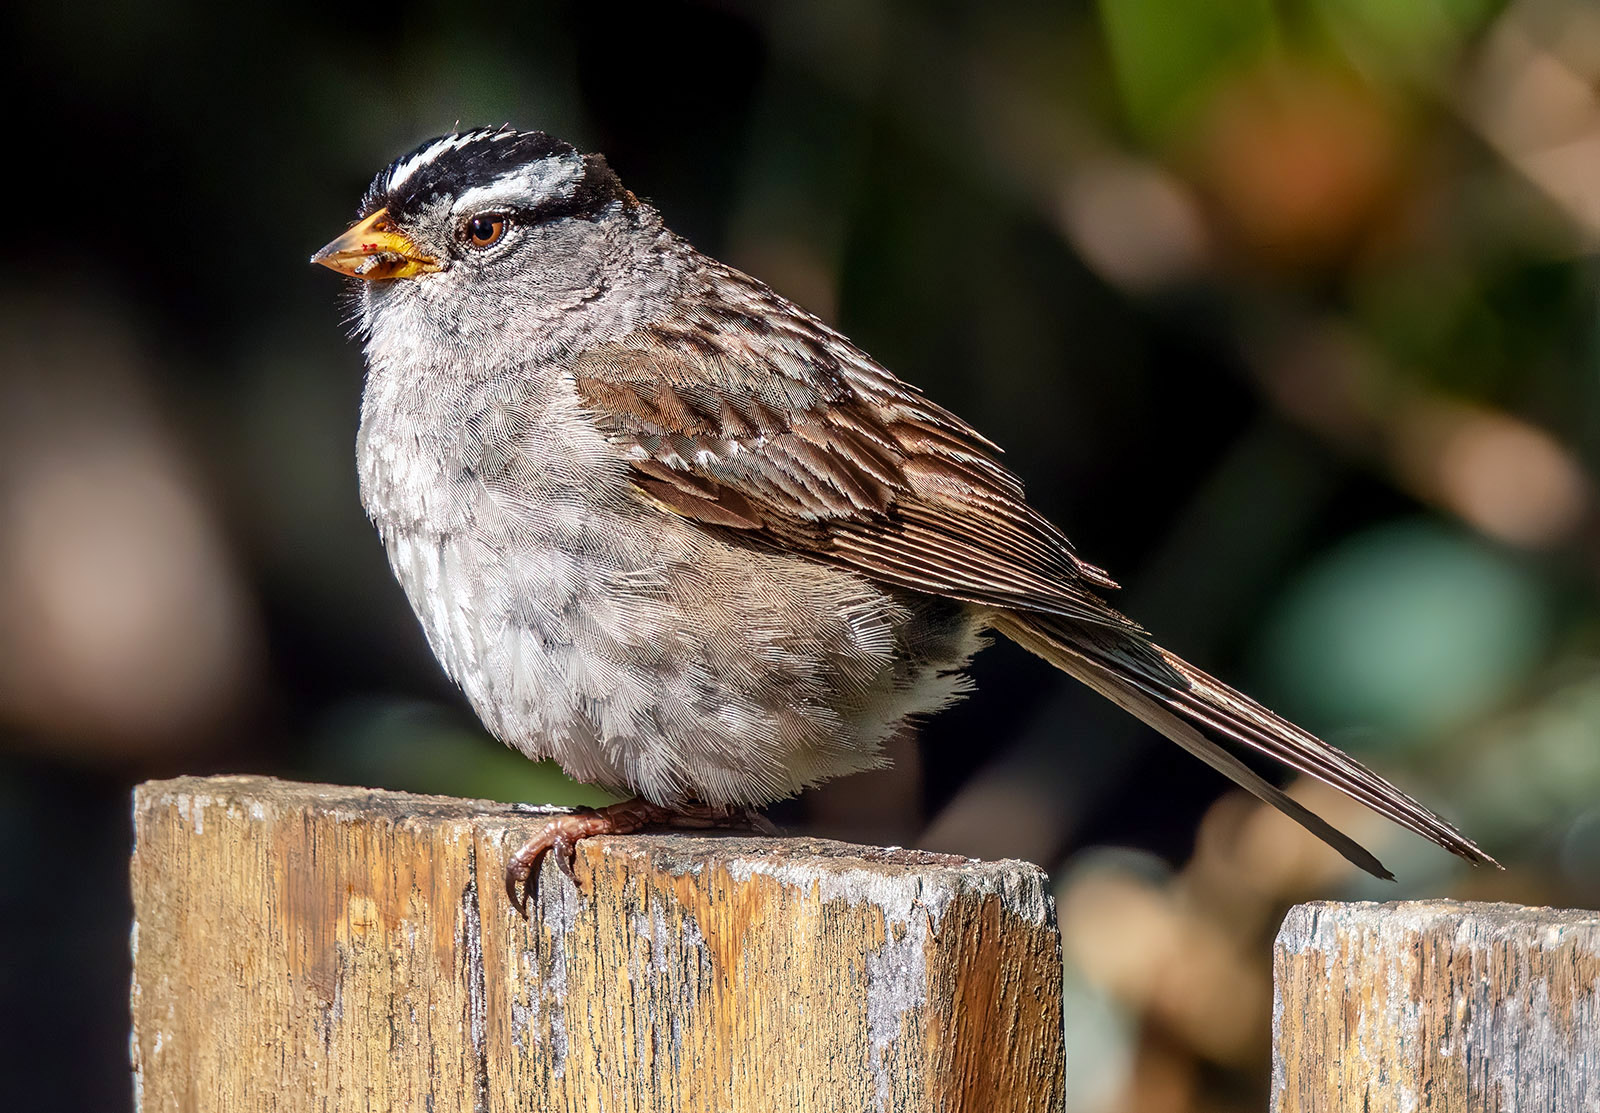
130 775 1064 1112
1272 900 1600 1112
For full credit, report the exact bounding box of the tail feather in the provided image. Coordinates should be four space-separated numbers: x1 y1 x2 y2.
994 613 1499 877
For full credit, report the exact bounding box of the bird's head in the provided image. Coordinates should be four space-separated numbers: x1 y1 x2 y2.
313 128 658 366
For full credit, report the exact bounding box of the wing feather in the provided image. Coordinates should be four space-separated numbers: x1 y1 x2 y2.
571 267 1125 625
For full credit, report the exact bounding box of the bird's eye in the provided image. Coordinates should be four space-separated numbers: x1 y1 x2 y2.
464 213 507 249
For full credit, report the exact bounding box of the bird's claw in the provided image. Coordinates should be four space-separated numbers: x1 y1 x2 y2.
501 797 778 919
503 806 598 918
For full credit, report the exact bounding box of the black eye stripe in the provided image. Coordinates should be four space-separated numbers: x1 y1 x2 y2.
488 160 630 227
544 154 631 222
459 188 625 239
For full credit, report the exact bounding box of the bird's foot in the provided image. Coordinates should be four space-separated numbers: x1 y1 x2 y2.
503 797 778 918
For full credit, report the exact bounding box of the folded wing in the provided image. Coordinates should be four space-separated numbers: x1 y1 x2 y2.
568 262 1497 876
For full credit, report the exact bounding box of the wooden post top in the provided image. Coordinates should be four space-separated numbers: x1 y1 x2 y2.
1273 898 1600 1113
130 775 1065 1113
1279 896 1600 940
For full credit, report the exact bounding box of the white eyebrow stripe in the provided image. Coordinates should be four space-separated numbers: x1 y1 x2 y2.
450 156 584 216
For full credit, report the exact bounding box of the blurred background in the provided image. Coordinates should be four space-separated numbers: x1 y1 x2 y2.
5 0 1599 1109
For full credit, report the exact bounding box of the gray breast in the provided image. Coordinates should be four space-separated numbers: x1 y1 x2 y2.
356 359 988 807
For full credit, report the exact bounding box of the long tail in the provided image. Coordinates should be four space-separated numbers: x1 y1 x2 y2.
993 612 1499 878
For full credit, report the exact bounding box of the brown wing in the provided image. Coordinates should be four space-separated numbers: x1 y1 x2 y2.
570 265 1134 630
571 263 1499 875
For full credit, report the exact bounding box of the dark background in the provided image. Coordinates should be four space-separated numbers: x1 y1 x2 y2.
6 2 1598 1110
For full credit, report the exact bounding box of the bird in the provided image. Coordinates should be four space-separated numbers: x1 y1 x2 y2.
312 127 1498 916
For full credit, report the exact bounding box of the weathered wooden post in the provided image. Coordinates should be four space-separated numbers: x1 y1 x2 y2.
129 775 1065 1112
1273 900 1600 1112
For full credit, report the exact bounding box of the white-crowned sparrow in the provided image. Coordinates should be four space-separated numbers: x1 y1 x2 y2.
313 128 1497 915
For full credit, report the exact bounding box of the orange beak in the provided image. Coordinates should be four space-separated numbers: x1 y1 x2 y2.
310 208 441 280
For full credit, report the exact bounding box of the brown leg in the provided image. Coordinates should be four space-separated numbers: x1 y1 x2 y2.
503 797 777 918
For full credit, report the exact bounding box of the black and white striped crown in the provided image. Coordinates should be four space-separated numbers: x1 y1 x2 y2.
360 127 630 225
